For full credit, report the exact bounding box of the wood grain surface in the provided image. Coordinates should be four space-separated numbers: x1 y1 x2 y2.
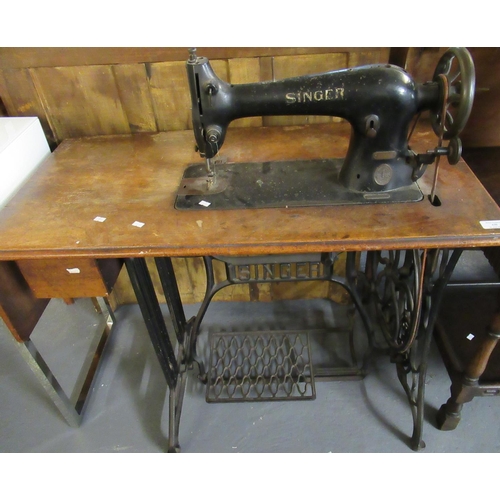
1 122 500 262
0 262 49 341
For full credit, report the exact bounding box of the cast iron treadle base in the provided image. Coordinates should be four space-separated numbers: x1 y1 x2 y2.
206 330 316 403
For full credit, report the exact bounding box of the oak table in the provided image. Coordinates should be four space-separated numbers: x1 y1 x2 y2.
1 122 500 451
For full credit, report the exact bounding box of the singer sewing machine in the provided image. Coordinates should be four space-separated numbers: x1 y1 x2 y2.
176 47 475 210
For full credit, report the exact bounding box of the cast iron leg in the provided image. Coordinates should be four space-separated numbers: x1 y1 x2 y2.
125 258 184 452
408 249 463 450
345 252 375 343
154 257 186 344
189 256 231 370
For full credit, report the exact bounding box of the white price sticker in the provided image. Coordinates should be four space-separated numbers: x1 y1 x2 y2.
480 220 500 229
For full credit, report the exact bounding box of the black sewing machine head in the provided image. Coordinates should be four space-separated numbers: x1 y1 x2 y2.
176 48 475 210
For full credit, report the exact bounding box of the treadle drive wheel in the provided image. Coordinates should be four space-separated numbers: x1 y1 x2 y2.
436 404 461 431
431 47 476 140
369 250 422 353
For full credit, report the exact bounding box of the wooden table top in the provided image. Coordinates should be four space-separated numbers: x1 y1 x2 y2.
1 122 500 260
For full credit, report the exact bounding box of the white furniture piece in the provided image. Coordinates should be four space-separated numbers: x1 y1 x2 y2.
0 117 51 210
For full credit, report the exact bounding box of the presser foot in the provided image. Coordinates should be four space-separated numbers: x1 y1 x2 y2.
177 174 229 196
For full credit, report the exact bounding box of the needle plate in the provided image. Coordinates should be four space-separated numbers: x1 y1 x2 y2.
175 158 423 210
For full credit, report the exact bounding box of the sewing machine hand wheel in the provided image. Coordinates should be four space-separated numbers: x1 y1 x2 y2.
431 47 476 140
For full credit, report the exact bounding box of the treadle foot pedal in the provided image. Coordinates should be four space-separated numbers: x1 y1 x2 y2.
206 330 316 402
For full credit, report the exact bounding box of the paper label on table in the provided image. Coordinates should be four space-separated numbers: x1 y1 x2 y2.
93 216 106 222
132 221 145 228
66 268 81 274
199 200 211 207
480 220 500 229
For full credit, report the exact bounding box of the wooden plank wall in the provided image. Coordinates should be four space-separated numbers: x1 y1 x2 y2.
0 47 390 146
0 46 391 305
2 47 497 149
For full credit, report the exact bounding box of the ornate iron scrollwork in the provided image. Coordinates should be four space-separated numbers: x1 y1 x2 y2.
361 248 462 450
366 249 426 354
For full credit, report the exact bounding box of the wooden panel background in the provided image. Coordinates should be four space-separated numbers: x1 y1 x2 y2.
4 46 497 305
0 47 391 147
0 47 392 306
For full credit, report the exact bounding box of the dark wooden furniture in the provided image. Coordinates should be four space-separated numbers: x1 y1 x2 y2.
434 147 500 430
434 284 500 430
1 122 500 450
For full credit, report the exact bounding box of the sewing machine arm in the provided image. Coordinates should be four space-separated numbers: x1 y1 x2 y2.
186 48 474 194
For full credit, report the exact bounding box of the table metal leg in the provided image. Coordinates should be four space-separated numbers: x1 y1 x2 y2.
395 249 463 450
345 251 375 344
154 257 186 345
14 296 114 427
125 258 178 388
125 257 188 452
